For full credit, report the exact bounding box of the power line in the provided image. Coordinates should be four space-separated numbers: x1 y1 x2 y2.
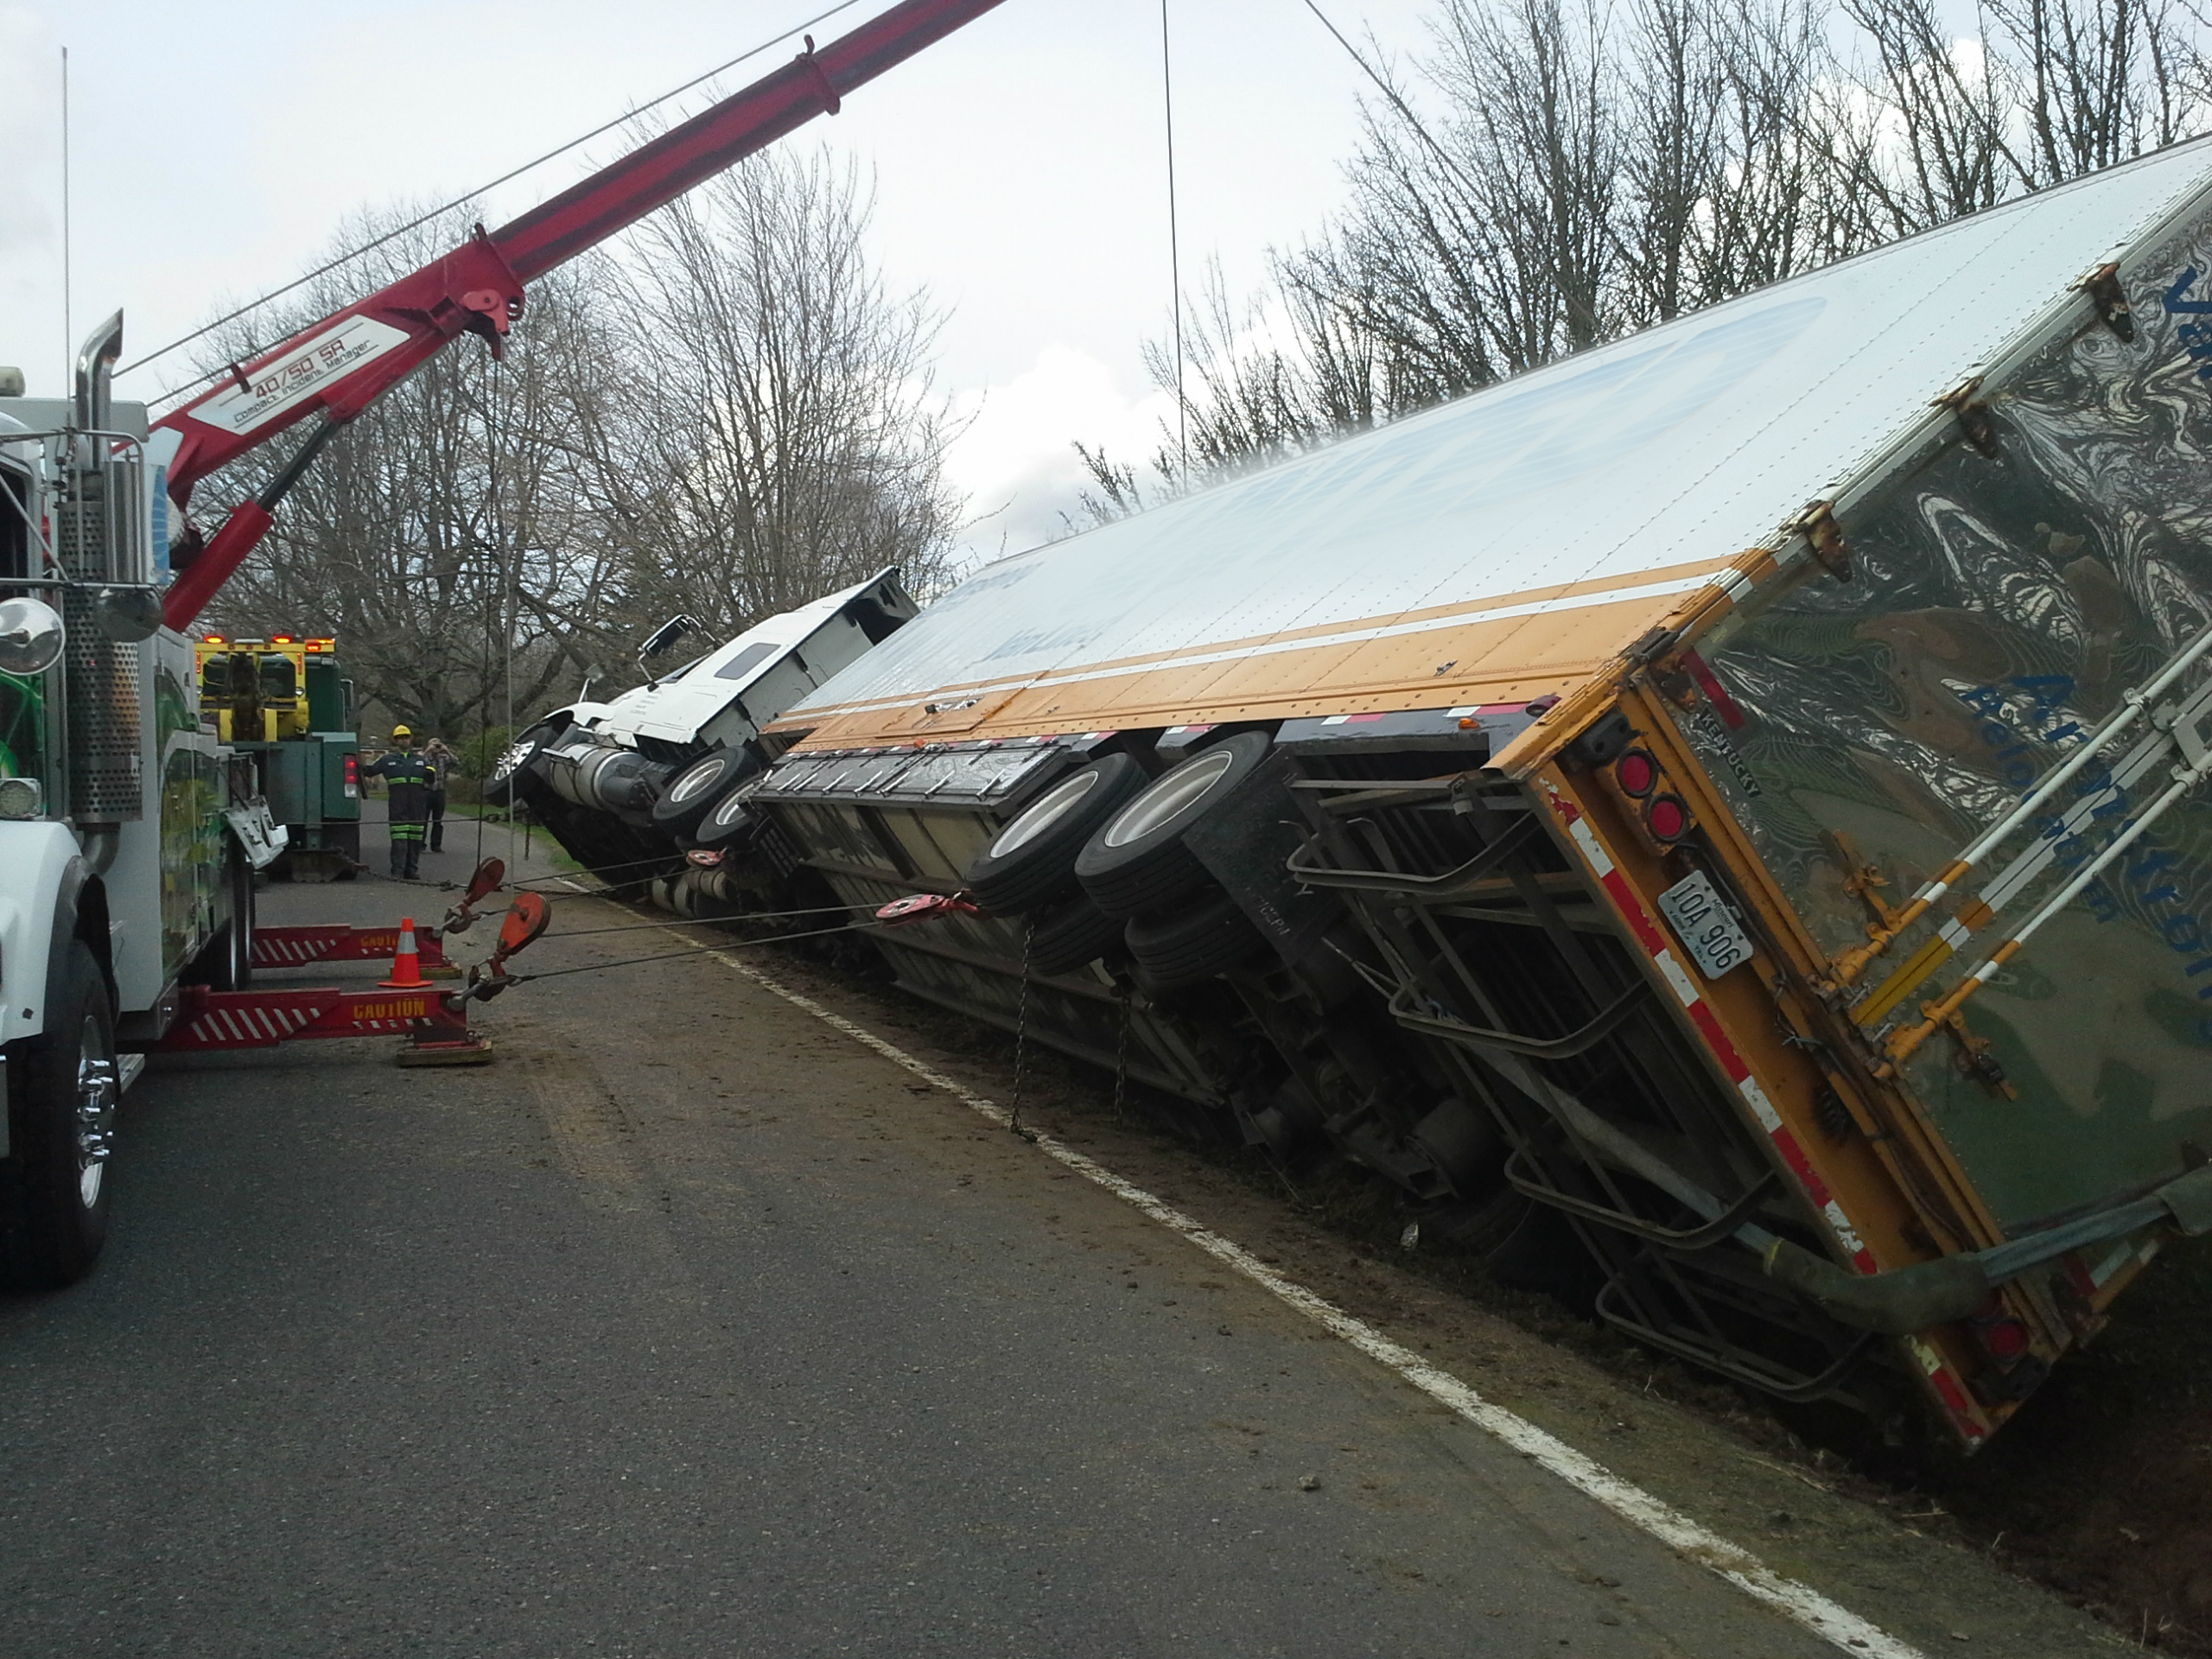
1295 0 1487 205
1161 1 1188 479
122 0 867 402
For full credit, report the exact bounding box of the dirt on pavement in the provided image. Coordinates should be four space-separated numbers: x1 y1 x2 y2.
639 914 2210 1656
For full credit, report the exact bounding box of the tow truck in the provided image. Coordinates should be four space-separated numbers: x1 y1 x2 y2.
194 632 362 879
0 0 1010 1287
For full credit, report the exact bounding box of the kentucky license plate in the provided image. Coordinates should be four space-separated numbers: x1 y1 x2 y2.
1656 870 1754 980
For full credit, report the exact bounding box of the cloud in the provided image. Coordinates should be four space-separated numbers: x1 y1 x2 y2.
944 343 1175 563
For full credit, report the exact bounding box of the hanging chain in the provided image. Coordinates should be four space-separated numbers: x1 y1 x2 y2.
1008 915 1036 1135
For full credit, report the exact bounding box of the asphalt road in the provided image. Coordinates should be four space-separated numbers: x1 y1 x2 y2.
0 817 1858 1657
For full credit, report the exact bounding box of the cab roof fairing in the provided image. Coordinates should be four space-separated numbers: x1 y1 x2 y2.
776 138 2212 750
579 568 914 750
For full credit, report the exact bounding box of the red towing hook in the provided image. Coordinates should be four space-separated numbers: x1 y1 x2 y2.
874 892 980 926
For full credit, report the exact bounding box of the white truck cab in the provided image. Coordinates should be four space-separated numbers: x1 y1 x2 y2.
0 317 281 1288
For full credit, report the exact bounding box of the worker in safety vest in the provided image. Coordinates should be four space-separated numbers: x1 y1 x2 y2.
367 724 438 879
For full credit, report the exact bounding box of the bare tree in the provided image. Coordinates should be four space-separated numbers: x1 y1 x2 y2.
1099 0 2212 499
585 146 960 649
195 207 624 741
189 146 963 733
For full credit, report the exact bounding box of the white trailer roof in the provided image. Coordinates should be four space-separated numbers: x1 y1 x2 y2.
785 138 2212 747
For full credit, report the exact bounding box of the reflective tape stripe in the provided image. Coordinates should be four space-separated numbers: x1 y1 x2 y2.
1910 1337 1987 1442
1714 566 1758 604
1566 815 1616 880
1738 1076 1784 1133
1549 785 1891 1278
1655 949 1701 1009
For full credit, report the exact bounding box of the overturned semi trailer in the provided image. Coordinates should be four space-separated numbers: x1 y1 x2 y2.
741 142 2212 1448
487 569 918 904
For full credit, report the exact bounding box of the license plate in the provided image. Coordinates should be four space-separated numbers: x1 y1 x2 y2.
1656 870 1754 980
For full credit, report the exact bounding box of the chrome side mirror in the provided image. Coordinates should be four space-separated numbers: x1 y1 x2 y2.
0 595 65 675
93 586 164 643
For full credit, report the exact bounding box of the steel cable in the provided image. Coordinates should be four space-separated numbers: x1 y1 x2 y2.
125 0 867 401
537 903 865 939
511 918 882 981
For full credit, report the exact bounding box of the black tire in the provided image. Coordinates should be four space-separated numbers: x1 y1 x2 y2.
689 783 762 849
1025 895 1126 976
186 844 254 992
0 942 118 1290
481 721 558 807
652 748 754 834
1076 732 1273 919
219 844 254 990
1124 891 1266 989
963 753 1147 916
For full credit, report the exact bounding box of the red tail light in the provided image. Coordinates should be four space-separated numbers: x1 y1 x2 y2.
1644 794 1691 842
1614 748 1659 798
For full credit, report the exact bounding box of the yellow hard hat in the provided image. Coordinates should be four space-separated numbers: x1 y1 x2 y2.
391 724 413 739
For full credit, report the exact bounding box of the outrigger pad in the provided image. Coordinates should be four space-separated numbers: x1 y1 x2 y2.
397 1036 496 1068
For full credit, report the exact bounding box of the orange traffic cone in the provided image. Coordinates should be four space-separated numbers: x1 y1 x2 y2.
380 918 429 989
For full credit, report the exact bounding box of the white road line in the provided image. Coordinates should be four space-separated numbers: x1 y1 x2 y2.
656 924 1924 1659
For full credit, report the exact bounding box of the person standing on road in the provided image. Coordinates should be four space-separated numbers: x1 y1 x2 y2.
423 737 454 852
367 725 438 879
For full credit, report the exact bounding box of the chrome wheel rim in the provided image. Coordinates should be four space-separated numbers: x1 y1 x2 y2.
671 758 728 803
74 1014 118 1208
989 770 1100 858
489 736 536 786
1103 747 1235 849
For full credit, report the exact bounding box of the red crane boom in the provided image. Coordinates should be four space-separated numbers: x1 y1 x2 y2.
158 0 1007 632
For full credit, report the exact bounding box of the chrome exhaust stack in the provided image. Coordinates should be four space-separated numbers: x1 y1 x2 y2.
59 312 146 824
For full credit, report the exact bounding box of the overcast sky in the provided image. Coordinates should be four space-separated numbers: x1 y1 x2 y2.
0 0 1437 567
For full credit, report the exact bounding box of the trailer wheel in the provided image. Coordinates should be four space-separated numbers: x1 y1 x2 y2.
0 942 119 1290
1124 891 1266 988
1025 895 1125 977
652 748 755 836
963 753 1147 916
1076 732 1272 918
